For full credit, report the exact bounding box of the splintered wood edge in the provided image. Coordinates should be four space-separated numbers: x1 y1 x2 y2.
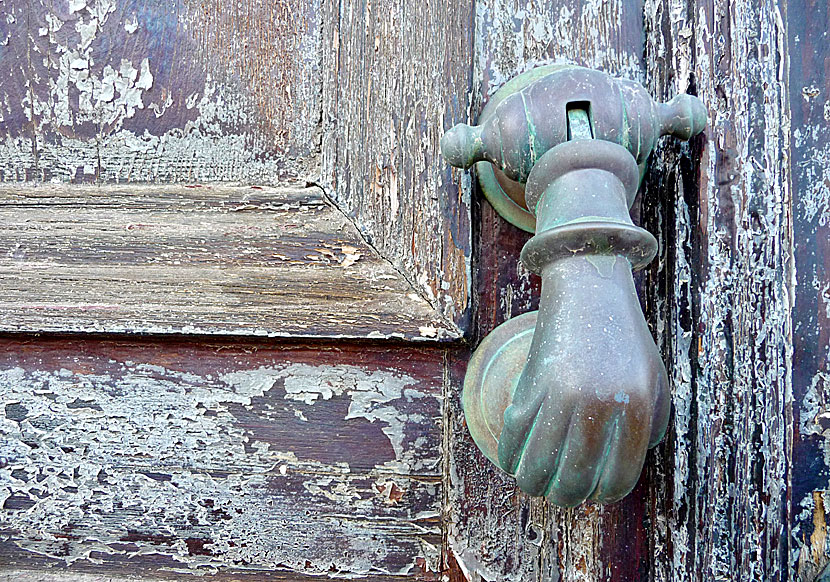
0 183 462 342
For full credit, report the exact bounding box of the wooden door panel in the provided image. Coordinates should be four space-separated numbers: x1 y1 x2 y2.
0 0 319 183
0 0 474 579
444 0 828 580
319 0 475 328
0 184 456 341
0 338 444 578
643 0 823 579
0 0 474 330
2 0 829 580
643 0 786 577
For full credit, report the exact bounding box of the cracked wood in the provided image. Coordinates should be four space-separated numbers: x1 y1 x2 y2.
0 339 444 578
0 184 458 341
0 0 474 330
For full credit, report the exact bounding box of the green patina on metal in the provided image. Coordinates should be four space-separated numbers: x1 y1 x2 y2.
441 65 706 507
522 92 539 180
567 107 593 141
441 64 706 233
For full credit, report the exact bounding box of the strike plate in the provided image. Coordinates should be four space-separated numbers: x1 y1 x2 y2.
461 311 537 464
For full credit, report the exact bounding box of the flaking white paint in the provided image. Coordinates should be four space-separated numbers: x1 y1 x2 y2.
222 363 439 473
0 0 317 183
0 360 440 575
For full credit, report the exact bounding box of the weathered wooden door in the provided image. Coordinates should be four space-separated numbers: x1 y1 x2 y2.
1 0 828 581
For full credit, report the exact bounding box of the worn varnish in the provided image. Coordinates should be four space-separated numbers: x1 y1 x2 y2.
0 0 474 328
643 0 797 580
0 338 443 578
319 0 475 329
0 0 318 183
3 0 830 580
182 0 322 155
0 184 457 341
788 0 830 579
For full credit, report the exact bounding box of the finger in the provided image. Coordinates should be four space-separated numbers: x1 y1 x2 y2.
497 370 548 474
545 407 619 508
510 403 575 496
649 367 671 448
591 409 651 503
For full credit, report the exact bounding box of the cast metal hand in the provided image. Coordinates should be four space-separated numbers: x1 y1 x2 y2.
442 65 704 506
498 255 671 506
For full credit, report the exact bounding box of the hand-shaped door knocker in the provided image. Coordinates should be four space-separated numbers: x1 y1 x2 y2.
442 65 705 506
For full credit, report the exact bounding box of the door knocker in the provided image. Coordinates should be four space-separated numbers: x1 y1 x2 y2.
442 65 705 506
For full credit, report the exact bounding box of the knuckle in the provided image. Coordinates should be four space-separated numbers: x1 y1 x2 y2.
546 482 589 508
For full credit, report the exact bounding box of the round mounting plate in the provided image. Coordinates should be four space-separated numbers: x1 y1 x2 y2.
462 310 538 466
476 64 574 233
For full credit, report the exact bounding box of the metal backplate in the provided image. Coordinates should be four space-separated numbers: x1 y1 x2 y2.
475 64 573 233
462 310 538 465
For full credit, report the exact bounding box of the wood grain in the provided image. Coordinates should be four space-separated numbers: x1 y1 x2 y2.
783 0 829 579
0 184 459 341
643 0 798 580
0 338 444 578
447 0 826 579
0 0 475 332
319 0 475 330
0 0 317 183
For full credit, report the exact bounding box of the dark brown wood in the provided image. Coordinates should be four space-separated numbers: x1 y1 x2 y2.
642 0 798 579
787 0 830 579
443 2 653 580
0 184 458 341
0 338 444 578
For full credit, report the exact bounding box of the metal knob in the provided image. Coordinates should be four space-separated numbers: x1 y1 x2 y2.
444 65 705 506
441 66 706 182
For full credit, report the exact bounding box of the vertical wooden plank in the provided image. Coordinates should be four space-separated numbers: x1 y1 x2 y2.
643 0 794 579
182 0 322 161
444 2 651 581
788 0 830 579
319 0 475 330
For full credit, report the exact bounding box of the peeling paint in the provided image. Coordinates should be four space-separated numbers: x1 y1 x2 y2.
0 355 441 576
222 363 435 474
0 0 320 183
794 128 830 226
643 0 796 579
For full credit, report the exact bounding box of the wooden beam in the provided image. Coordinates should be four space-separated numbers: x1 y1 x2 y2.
0 184 460 341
